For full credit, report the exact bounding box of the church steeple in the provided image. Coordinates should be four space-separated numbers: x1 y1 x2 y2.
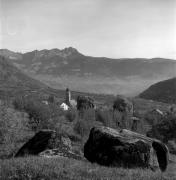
65 88 71 106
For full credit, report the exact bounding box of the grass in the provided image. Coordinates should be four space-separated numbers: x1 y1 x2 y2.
0 156 176 180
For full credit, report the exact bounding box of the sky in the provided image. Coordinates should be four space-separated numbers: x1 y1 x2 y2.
0 0 176 59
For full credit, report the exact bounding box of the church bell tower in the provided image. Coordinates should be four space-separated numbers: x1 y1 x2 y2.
65 88 71 106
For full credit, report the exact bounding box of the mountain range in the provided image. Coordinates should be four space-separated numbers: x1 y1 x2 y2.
0 48 176 96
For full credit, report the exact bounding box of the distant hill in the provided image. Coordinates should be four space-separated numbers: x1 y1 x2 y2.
0 48 176 96
139 77 176 104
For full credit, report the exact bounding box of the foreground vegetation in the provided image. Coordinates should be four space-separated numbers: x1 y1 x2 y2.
0 156 176 180
0 95 176 179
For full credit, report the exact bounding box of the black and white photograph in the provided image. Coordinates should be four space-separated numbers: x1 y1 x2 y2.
0 0 176 179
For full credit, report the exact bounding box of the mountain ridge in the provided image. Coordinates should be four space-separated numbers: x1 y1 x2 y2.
0 48 176 96
1 48 175 61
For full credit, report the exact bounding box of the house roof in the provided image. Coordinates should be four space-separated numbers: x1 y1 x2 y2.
151 109 164 116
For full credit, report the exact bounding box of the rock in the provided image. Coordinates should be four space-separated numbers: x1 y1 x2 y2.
15 129 81 160
39 148 82 160
84 126 169 172
15 130 55 157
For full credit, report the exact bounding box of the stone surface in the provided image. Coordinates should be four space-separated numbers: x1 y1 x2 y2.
15 130 55 157
39 148 82 160
15 129 82 160
84 126 169 171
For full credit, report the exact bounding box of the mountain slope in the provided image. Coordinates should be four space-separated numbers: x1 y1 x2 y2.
1 48 176 96
0 56 56 98
139 77 176 104
0 56 44 88
0 56 116 104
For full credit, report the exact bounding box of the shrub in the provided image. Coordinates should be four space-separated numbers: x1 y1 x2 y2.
65 109 77 122
167 140 176 154
74 120 90 137
12 96 26 110
81 109 96 122
12 96 66 131
144 112 164 126
0 103 33 158
48 95 55 103
21 98 54 131
95 109 116 128
147 114 176 143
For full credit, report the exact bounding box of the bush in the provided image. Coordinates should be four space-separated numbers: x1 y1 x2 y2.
65 109 77 122
81 109 96 122
147 114 176 143
0 103 33 158
73 109 106 141
24 100 50 130
48 95 55 103
144 112 164 126
95 109 116 128
167 140 176 154
13 96 26 110
74 120 90 137
13 96 66 131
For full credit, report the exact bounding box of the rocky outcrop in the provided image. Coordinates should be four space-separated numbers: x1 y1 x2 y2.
15 130 55 157
39 148 82 160
15 129 82 160
84 126 169 171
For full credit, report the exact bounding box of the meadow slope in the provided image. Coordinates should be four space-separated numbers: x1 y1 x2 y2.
0 156 176 180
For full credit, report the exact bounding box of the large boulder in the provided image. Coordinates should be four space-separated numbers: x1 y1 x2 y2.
15 130 55 157
84 126 169 172
15 129 82 160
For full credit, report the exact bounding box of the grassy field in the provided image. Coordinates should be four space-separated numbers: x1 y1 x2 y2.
0 156 176 180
